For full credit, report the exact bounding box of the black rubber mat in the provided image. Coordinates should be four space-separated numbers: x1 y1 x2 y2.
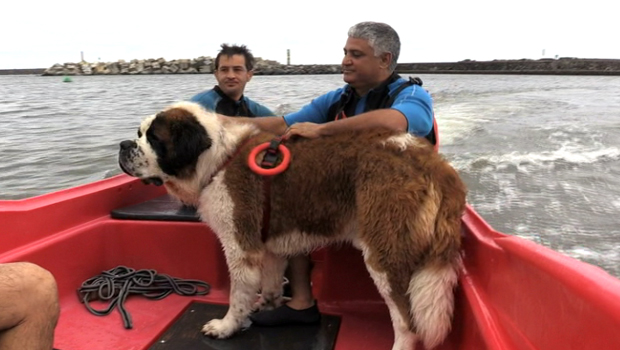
149 302 340 350
111 194 200 222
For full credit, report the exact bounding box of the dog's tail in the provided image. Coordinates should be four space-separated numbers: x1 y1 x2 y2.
408 256 461 349
408 179 465 348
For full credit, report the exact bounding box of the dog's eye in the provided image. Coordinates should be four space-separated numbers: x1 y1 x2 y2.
137 130 143 138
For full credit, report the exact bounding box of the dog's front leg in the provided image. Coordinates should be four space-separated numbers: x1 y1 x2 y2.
202 251 262 338
254 252 288 311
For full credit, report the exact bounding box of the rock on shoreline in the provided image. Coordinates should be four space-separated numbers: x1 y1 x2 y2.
4 57 620 76
40 57 341 76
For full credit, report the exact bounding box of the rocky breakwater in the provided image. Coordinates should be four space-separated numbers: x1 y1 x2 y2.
42 57 214 76
42 57 341 76
397 58 620 75
35 57 620 76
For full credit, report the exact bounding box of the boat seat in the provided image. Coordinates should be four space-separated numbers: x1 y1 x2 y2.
111 194 200 222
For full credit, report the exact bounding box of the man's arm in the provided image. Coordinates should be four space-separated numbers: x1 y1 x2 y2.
284 109 407 139
390 84 434 136
318 109 407 136
230 116 288 135
235 92 335 136
284 84 433 139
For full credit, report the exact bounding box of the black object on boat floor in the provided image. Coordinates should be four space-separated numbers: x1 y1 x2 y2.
77 266 210 329
148 302 341 350
111 194 200 222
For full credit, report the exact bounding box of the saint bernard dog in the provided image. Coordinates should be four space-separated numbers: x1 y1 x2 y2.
118 101 466 350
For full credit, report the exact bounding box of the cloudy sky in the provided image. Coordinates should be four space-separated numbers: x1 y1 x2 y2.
1 0 616 69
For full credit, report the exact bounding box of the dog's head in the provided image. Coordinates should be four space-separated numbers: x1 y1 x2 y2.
118 102 216 186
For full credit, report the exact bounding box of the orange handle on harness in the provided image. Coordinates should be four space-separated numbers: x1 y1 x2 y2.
248 142 291 176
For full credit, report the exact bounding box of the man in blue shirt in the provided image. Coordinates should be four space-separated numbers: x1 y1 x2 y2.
227 21 435 326
190 44 274 117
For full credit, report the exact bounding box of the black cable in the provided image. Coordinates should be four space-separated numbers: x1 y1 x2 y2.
77 266 211 329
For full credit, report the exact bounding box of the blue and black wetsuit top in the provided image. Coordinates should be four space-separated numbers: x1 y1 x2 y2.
190 86 274 117
283 74 435 144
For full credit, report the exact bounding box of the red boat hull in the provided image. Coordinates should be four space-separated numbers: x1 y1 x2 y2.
2 174 620 349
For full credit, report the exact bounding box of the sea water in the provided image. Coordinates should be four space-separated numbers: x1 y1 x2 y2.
1 73 620 277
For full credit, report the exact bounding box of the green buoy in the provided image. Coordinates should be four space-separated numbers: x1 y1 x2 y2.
63 76 72 83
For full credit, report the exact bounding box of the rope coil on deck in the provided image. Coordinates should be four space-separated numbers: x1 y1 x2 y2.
77 266 211 329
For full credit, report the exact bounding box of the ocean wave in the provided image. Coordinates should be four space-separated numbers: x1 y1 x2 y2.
273 103 295 116
452 143 620 173
558 244 620 275
435 106 494 146
0 101 24 114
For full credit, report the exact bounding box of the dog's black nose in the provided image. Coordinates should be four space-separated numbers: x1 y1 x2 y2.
120 140 136 151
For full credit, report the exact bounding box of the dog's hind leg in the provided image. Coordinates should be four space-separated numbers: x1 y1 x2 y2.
202 249 263 339
254 252 288 311
359 245 419 350
360 243 460 350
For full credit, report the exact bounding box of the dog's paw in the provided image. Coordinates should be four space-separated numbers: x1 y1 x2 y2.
252 297 265 312
253 293 285 311
201 319 236 339
267 294 286 309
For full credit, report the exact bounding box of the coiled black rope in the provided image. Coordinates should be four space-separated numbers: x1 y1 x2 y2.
77 265 211 329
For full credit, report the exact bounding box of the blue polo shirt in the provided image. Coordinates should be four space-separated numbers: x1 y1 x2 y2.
283 77 433 136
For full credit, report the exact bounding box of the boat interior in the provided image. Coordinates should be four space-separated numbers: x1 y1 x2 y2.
2 175 620 350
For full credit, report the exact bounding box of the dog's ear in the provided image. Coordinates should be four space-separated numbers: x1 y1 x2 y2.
148 110 212 177
170 117 212 173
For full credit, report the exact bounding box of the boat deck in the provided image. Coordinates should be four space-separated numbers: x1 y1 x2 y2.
21 217 415 350
3 175 620 350
1 190 407 350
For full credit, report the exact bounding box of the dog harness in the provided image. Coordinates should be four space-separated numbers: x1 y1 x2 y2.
247 137 292 243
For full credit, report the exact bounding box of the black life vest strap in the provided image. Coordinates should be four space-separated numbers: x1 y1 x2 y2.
330 73 401 121
326 76 435 145
213 85 255 117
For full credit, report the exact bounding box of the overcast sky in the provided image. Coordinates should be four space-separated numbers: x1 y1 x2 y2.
1 0 617 69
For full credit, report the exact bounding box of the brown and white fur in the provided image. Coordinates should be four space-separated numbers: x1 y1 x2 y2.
118 101 467 350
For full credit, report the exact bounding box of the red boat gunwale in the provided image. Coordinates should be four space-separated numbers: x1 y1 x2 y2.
2 174 620 349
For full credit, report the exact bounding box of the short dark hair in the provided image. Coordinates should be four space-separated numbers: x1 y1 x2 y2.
214 44 255 71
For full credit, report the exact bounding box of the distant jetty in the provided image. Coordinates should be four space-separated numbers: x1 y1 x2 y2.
36 57 342 76
397 58 620 76
0 68 46 75
2 57 620 76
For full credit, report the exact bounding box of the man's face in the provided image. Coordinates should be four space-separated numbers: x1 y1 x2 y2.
341 37 390 94
214 54 253 100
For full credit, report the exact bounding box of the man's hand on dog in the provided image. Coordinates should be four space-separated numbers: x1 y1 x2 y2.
283 122 324 139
